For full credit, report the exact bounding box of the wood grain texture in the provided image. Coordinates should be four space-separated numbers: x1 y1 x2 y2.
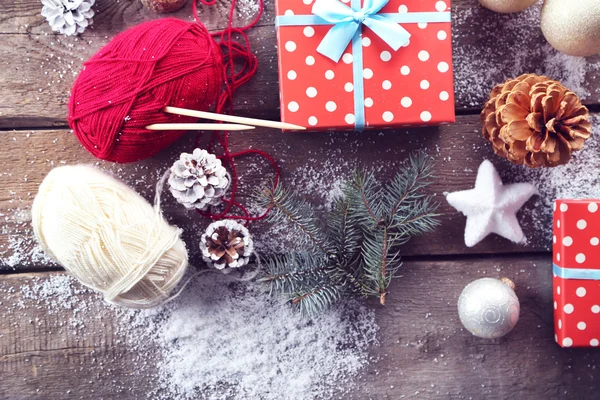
1 0 599 128
0 110 568 269
0 272 160 400
1 257 599 400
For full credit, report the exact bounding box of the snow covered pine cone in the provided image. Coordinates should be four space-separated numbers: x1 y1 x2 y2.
481 74 591 168
168 149 229 210
41 0 95 36
200 220 254 270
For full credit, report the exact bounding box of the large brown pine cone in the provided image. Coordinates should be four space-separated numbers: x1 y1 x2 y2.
481 74 591 168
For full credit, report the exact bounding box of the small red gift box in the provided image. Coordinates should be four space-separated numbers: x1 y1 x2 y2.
274 0 455 131
553 199 600 348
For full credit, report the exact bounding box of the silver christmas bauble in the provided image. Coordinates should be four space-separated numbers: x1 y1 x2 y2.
541 0 600 57
458 278 520 339
478 0 537 13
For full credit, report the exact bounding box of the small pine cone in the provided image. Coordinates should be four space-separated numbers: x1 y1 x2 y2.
41 0 95 36
481 74 592 168
200 220 254 270
168 149 229 210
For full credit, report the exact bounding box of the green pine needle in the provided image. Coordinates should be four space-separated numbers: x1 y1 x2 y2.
256 152 440 316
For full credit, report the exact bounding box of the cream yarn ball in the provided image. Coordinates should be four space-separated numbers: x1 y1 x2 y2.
32 165 188 308
541 0 600 57
478 0 537 13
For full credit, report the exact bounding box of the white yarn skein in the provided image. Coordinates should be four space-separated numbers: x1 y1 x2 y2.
32 165 188 308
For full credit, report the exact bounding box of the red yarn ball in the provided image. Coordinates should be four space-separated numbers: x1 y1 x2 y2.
69 18 224 163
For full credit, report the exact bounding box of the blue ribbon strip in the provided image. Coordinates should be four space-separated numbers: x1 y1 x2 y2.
275 12 452 27
275 0 451 131
553 263 600 280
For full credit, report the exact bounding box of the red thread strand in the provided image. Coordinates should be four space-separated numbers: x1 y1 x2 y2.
69 0 278 223
193 0 278 223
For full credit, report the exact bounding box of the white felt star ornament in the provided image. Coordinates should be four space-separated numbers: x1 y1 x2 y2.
445 160 538 247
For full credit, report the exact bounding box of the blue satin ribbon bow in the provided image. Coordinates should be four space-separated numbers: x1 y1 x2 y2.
275 0 451 131
312 0 410 62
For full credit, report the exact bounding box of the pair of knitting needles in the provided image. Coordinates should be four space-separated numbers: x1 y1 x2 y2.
146 106 306 131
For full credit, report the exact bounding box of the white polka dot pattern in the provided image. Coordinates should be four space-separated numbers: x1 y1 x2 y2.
553 200 600 347
275 1 454 130
285 41 296 52
435 1 447 11
418 50 430 61
564 304 574 314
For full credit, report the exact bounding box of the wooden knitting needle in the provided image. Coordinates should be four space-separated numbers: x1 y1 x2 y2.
164 106 307 131
146 123 255 131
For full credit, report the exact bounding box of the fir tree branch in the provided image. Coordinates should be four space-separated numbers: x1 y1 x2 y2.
345 170 383 226
328 196 361 265
259 252 331 294
258 186 333 255
360 228 402 305
291 284 343 316
257 152 440 315
385 152 435 221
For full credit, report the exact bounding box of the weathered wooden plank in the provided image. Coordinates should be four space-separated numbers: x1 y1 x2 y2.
360 254 600 400
1 256 599 399
0 27 280 129
0 0 272 35
1 0 599 128
0 271 160 400
0 111 569 269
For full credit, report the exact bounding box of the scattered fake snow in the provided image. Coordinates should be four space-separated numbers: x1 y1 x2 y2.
4 274 378 400
2 1 600 398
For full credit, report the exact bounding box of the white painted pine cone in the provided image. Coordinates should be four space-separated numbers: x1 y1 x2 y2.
200 220 254 270
41 0 95 36
168 149 229 211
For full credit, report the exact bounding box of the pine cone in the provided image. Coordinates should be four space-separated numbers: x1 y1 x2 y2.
200 220 254 270
41 0 95 36
481 74 591 168
168 149 229 210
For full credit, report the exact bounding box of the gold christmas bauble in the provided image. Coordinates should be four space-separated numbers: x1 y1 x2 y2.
541 0 600 57
478 0 537 13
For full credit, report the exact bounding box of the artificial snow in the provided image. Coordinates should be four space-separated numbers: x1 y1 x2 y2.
5 274 378 400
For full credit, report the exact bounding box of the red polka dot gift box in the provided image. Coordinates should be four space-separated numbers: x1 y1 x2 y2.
553 199 600 348
274 0 455 131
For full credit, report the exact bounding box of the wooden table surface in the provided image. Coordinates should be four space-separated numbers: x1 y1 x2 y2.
2 0 600 399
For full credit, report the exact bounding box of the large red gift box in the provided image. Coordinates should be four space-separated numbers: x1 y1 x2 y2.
274 0 455 131
553 199 600 348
